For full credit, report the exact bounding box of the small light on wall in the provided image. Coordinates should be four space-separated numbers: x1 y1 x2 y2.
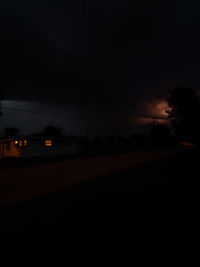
15 141 19 145
24 140 28 146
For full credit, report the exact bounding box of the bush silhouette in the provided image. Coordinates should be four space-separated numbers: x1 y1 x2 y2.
149 123 171 143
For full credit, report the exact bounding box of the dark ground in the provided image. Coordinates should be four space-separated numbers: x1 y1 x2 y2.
0 146 199 233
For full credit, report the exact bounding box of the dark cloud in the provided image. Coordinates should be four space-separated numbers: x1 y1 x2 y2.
1 1 161 102
1 1 200 134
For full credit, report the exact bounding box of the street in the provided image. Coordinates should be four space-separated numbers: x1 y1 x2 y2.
0 146 185 206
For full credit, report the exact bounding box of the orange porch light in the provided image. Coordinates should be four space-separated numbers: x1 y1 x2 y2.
45 140 52 147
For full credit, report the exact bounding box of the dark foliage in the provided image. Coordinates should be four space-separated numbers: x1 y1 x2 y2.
166 87 200 142
92 136 104 146
3 127 19 138
43 125 63 137
104 136 117 145
149 123 172 143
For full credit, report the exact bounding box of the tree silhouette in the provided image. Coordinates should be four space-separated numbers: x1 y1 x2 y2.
166 87 200 142
43 125 63 137
3 127 19 138
149 123 171 143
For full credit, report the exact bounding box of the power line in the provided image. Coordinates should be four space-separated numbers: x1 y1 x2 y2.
2 106 169 121
2 106 83 120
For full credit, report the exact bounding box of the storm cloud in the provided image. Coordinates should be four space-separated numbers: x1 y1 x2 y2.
1 1 200 135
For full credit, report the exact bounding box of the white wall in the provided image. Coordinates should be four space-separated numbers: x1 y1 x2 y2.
21 140 78 158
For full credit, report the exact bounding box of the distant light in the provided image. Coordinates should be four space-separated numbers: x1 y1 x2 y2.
45 140 52 147
19 140 23 147
179 141 196 147
15 141 19 145
24 140 28 146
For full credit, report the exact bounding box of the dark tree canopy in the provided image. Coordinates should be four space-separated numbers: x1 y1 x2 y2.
166 87 200 142
43 125 63 137
3 127 19 138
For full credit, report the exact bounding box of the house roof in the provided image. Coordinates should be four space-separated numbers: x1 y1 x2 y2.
0 136 80 143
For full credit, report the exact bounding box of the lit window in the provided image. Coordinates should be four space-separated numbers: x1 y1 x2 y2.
45 140 52 147
19 141 23 147
24 140 28 146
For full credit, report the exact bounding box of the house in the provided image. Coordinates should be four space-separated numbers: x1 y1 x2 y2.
0 136 79 158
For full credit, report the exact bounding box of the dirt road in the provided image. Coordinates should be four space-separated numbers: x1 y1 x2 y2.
0 146 186 206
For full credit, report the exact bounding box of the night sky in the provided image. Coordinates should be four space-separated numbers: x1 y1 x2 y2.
1 1 200 136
